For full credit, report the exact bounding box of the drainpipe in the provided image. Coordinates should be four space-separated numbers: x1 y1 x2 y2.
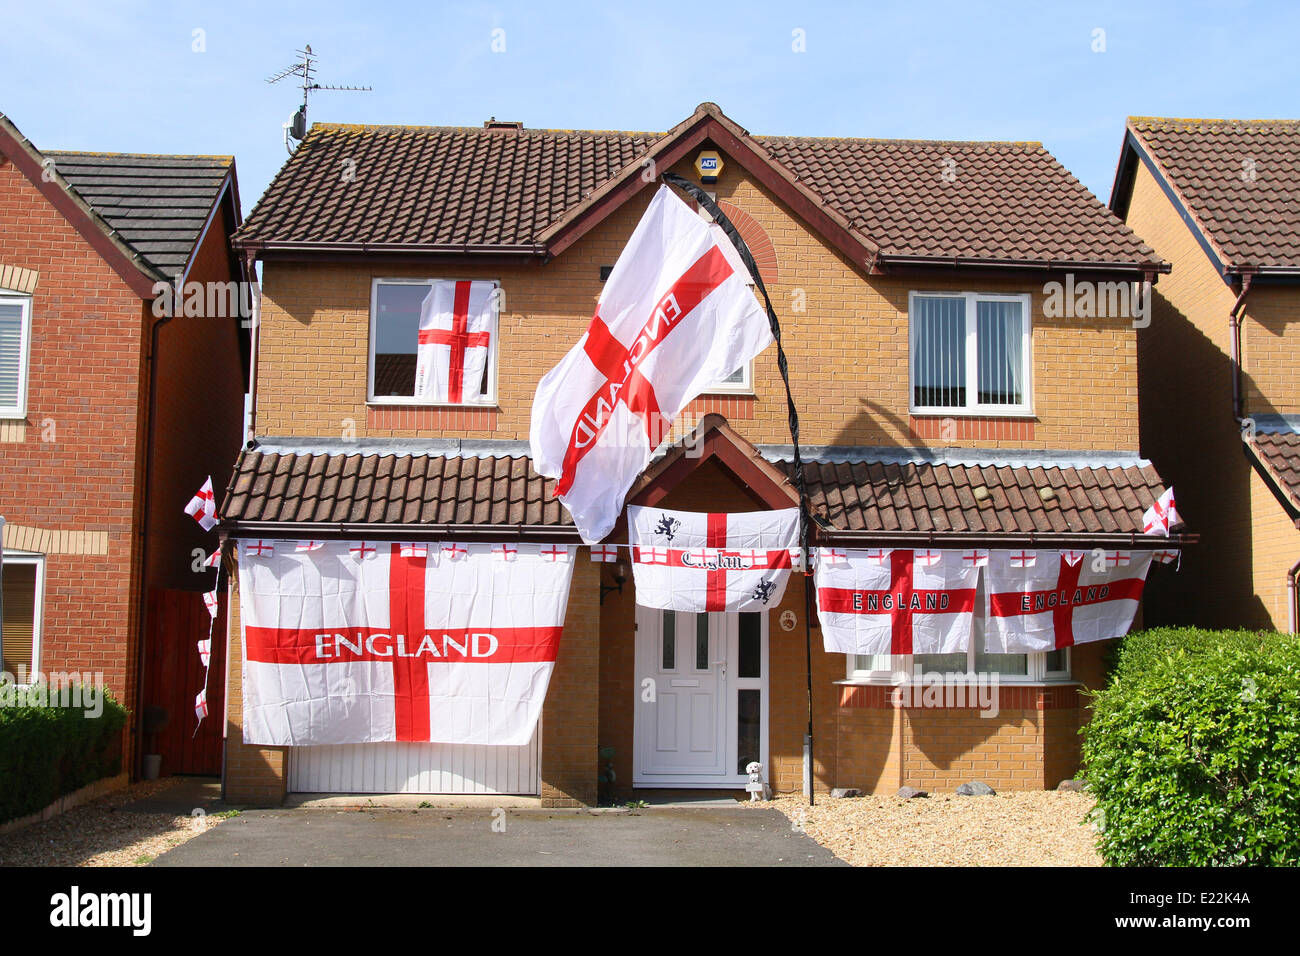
1228 271 1255 422
242 251 261 445
1288 555 1300 634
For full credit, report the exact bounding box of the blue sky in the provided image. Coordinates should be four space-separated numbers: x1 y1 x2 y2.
3 0 1297 217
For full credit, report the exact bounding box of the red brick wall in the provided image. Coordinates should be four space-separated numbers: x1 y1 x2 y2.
0 156 148 752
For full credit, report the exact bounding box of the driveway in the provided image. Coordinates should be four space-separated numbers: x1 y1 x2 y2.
151 805 846 867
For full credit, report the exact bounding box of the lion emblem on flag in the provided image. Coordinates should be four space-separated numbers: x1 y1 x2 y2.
654 514 682 542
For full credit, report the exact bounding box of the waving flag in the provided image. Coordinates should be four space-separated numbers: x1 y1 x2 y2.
530 185 773 542
238 539 575 747
815 549 980 655
414 280 497 403
985 550 1152 652
184 477 219 531
1142 487 1179 536
629 506 798 612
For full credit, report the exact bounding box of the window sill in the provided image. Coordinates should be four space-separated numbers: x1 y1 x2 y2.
835 677 1078 688
909 408 1037 420
367 399 499 411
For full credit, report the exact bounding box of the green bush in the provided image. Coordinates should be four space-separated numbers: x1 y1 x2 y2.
1082 627 1300 866
0 682 128 825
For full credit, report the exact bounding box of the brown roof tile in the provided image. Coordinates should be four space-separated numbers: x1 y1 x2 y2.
1249 430 1300 511
1129 117 1300 268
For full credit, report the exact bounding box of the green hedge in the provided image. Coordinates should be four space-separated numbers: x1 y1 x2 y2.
1083 627 1300 866
0 683 128 825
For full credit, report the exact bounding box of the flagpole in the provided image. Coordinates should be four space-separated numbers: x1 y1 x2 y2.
661 173 816 806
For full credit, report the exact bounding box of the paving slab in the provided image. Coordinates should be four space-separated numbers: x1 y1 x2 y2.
151 805 846 867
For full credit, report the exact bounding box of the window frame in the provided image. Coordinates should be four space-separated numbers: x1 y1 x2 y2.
1 550 45 684
908 290 1034 417
0 292 33 419
704 359 754 395
366 277 501 407
843 648 1072 685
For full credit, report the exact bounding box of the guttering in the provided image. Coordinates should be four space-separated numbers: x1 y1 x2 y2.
231 239 548 257
1228 270 1255 422
1289 556 1300 634
243 251 260 443
220 522 583 542
874 254 1171 275
819 529 1197 549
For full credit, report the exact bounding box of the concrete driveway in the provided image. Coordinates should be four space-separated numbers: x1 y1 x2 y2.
151 804 846 867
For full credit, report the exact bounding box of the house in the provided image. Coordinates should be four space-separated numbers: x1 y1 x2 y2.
1111 117 1300 632
0 111 249 777
220 103 1185 806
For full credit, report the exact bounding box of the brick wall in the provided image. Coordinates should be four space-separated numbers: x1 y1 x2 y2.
1126 156 1299 629
253 152 1142 453
540 551 600 807
0 156 148 764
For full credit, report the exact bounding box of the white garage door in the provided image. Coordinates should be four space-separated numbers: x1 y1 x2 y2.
287 732 539 795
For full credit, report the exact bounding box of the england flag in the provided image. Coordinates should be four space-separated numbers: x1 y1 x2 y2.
628 506 799 612
184 477 219 531
238 539 575 747
530 185 773 543
414 280 497 403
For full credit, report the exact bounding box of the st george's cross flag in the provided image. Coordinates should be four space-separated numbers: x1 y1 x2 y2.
1142 487 1179 536
530 185 773 543
414 280 497 403
815 549 980 655
984 550 1153 653
184 477 219 531
237 539 575 747
628 506 799 612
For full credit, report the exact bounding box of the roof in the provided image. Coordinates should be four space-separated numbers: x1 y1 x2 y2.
42 151 234 275
797 459 1171 537
1116 117 1300 272
1248 428 1300 514
221 447 574 533
235 103 1162 272
222 415 1180 545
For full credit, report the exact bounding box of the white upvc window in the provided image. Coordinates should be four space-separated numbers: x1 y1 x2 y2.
707 360 753 395
909 291 1033 415
1 551 45 683
368 277 500 406
0 293 33 418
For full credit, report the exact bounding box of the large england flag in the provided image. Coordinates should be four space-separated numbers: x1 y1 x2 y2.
238 539 574 747
628 506 799 612
530 185 773 543
815 549 980 655
414 280 496 403
985 550 1152 653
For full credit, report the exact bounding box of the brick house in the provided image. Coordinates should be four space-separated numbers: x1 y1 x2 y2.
0 111 249 775
1111 118 1300 632
220 103 1185 806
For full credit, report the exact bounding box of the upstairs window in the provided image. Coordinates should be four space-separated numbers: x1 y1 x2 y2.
0 293 32 418
369 278 499 405
909 291 1031 414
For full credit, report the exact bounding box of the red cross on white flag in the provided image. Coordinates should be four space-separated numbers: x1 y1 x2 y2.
540 545 571 563
1142 487 1179 536
492 542 518 562
184 477 219 531
295 541 324 552
815 548 980 655
862 549 888 564
1153 548 1180 565
204 549 221 568
399 543 430 558
238 541 575 746
1106 551 1132 567
590 545 620 563
195 689 209 721
203 590 219 619
818 548 848 567
962 549 989 567
414 280 496 404
197 639 211 668
914 549 942 567
441 542 468 561
1061 550 1086 567
244 540 274 558
529 185 775 543
987 550 1153 652
1009 550 1038 568
349 541 378 560
628 507 801 613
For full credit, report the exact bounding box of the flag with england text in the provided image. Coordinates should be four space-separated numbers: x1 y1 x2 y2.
238 539 574 747
985 550 1152 653
629 506 799 612
815 549 980 655
529 185 773 542
414 280 496 403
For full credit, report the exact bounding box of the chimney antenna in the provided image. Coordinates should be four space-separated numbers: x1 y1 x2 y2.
267 46 372 154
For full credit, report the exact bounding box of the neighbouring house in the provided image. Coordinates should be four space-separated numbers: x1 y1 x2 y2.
0 111 249 778
1111 117 1300 632
220 102 1186 806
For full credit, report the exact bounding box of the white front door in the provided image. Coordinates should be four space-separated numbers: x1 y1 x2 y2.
633 605 768 787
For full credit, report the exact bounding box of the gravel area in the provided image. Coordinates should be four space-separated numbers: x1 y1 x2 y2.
0 778 230 867
747 791 1102 866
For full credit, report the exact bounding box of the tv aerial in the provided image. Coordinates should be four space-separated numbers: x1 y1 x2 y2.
267 46 372 154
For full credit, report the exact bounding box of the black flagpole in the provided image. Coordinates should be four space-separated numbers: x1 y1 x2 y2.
661 173 816 806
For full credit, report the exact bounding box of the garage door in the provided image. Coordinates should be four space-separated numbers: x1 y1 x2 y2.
287 732 539 795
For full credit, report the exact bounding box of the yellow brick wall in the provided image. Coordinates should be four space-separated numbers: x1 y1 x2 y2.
1126 155 1299 629
1249 464 1300 630
254 151 1142 451
1242 286 1300 416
